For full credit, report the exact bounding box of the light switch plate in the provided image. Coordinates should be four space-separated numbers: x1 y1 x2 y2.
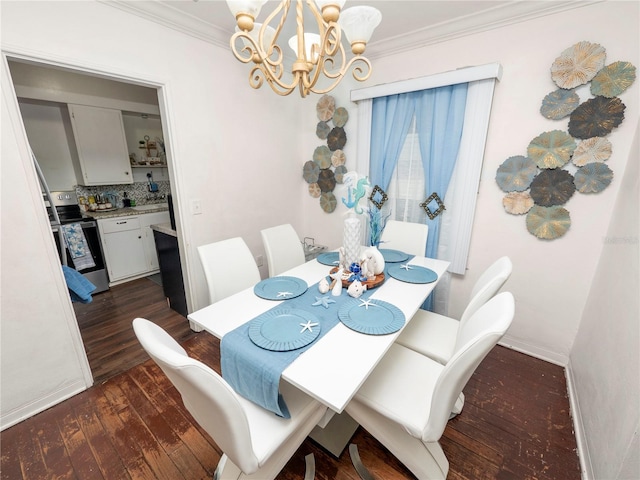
191 199 202 215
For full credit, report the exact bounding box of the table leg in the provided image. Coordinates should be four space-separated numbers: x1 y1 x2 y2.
309 411 359 458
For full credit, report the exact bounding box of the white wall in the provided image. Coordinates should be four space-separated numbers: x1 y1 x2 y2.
1 64 93 429
0 0 304 428
568 122 639 480
301 1 639 365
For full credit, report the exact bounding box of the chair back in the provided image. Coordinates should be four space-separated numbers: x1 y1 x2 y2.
459 256 513 325
261 224 306 277
422 292 514 442
380 220 429 257
198 237 261 304
132 318 262 474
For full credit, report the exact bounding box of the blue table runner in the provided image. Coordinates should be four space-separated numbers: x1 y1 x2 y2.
220 263 398 418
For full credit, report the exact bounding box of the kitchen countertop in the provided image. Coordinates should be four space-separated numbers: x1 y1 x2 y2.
84 203 169 220
150 222 177 237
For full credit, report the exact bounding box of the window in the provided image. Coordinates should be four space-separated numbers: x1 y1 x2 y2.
353 64 501 275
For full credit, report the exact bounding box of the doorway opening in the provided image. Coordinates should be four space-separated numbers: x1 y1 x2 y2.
6 57 192 383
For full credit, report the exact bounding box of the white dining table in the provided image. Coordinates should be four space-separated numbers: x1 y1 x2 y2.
187 255 450 415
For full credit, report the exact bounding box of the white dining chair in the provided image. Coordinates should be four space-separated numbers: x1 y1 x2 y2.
396 256 513 364
260 224 306 277
346 292 515 480
379 219 428 256
133 318 327 480
197 237 261 304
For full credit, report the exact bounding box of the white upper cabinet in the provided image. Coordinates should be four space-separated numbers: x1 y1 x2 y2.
68 104 133 185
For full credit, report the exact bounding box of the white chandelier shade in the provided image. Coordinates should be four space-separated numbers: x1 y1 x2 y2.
226 0 382 97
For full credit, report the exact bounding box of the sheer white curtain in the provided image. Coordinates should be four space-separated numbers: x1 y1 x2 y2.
353 65 501 314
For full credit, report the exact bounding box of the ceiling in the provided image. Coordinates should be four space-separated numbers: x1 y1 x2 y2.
106 0 597 58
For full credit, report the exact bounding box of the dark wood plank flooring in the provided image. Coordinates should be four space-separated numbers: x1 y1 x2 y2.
1 327 581 479
73 277 196 384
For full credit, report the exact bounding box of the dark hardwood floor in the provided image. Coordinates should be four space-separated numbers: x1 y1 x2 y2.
73 276 196 384
1 278 582 479
1 304 582 480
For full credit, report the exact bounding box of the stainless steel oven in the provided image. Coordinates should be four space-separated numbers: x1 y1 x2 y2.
50 191 109 294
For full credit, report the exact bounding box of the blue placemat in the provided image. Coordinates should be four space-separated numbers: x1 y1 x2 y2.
316 252 340 266
254 276 308 300
387 264 438 284
379 249 409 263
338 298 405 335
248 308 321 351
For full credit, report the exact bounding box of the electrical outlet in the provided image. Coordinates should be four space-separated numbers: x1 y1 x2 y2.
255 255 264 267
191 199 202 215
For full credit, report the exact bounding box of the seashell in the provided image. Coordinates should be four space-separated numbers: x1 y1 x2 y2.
572 137 612 166
591 61 637 98
496 155 538 192
527 130 576 169
529 169 576 206
526 205 571 240
503 191 534 215
574 163 614 193
540 88 580 120
318 277 330 294
551 41 606 89
568 96 626 139
316 94 335 121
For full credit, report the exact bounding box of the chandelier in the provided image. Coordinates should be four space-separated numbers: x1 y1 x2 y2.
226 0 382 97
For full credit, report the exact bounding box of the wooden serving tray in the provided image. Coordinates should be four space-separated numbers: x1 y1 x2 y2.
330 267 385 289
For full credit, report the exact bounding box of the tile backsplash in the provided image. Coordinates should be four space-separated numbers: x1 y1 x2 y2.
75 180 171 208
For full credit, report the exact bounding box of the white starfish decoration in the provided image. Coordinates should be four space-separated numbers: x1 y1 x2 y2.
276 291 293 297
400 263 413 271
358 298 379 310
312 296 336 309
299 320 319 333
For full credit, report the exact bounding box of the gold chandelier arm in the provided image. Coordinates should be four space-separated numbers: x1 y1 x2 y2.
307 55 373 95
227 0 380 97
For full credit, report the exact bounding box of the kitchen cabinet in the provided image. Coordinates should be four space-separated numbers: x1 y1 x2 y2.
140 212 170 272
97 211 169 284
98 216 147 282
68 104 133 186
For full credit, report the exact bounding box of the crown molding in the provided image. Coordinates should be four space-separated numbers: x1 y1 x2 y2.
99 0 231 48
365 1 603 59
100 0 603 58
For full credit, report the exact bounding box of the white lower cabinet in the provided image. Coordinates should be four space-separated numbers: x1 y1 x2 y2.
98 211 170 284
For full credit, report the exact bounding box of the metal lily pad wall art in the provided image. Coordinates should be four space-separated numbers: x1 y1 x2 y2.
304 95 350 213
497 41 635 240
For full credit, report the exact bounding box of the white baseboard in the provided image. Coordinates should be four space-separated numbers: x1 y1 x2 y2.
499 335 568 366
565 360 593 480
0 380 88 431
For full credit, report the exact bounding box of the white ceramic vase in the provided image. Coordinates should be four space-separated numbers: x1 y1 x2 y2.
343 216 361 269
